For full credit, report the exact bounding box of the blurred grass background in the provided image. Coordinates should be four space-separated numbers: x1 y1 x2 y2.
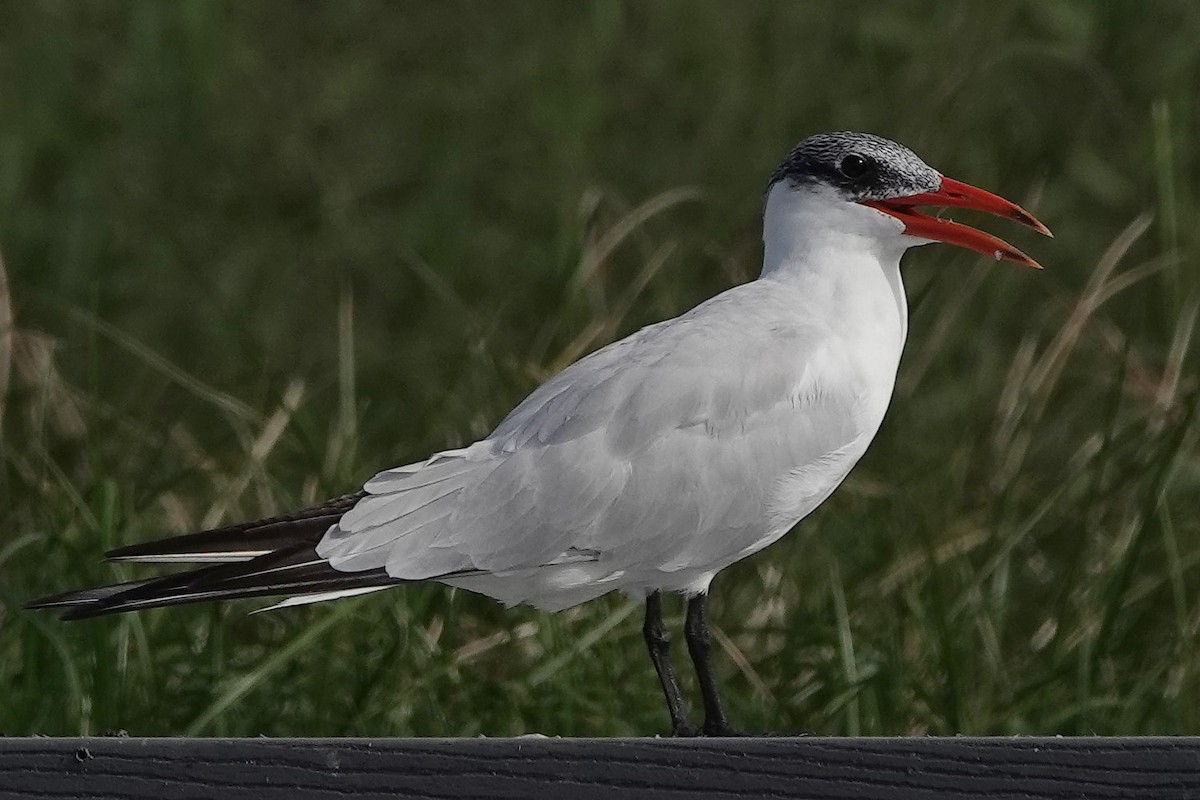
1 0 1199 736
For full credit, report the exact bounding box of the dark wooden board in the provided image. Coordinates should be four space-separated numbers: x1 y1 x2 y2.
3 737 1200 799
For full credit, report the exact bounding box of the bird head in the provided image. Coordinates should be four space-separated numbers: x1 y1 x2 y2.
768 131 1051 268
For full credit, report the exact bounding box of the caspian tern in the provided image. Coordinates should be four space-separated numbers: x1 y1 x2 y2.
29 132 1049 736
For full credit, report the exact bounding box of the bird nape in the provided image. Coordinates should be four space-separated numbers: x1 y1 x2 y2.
28 131 1050 736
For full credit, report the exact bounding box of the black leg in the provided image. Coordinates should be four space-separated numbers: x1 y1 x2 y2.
684 593 740 736
643 591 698 736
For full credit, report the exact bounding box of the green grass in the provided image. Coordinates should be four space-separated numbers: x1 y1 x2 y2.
2 1 1199 736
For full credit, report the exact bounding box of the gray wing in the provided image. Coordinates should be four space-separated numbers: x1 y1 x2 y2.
316 283 870 595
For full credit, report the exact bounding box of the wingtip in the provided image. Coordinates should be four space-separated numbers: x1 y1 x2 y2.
25 594 106 621
24 576 164 618
105 541 162 561
24 591 90 611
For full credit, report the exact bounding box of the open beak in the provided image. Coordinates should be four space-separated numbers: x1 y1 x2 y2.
860 176 1052 269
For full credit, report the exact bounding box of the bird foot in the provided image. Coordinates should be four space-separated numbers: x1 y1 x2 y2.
667 719 746 737
701 719 744 737
670 721 702 737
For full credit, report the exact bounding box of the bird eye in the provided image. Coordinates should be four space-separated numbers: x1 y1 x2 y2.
839 154 871 179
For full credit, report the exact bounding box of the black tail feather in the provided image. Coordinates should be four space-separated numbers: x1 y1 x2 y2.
105 491 366 561
22 492 445 620
31 544 407 620
24 577 166 610
57 549 405 620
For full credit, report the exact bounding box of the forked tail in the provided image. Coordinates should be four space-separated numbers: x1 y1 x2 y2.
25 492 410 620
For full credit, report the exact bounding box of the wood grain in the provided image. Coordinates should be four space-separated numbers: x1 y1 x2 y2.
3 737 1200 799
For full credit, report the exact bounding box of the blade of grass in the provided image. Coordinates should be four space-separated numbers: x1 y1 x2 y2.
201 378 305 527
184 602 359 736
0 246 12 429
527 601 638 686
829 559 860 736
61 305 261 430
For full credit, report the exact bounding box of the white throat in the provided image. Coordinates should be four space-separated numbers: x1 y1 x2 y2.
760 182 912 277
759 181 912 345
